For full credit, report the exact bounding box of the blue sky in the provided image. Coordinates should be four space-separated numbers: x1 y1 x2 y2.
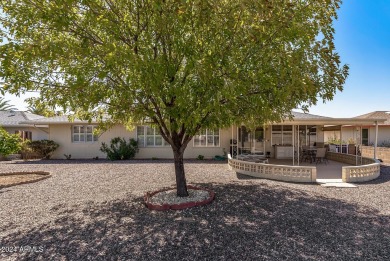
3 0 390 117
307 0 390 117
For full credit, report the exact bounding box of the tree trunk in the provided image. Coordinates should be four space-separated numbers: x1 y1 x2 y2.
173 149 189 197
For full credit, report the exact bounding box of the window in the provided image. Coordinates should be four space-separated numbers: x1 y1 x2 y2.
15 130 32 141
72 125 98 143
362 128 369 146
137 126 169 147
194 129 220 147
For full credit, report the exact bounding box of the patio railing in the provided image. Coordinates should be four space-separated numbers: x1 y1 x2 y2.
228 154 317 183
327 152 381 182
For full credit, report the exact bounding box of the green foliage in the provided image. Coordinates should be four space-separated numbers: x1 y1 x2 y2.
0 0 348 194
0 128 21 157
197 155 204 160
327 134 342 144
100 137 138 160
0 0 348 140
379 140 390 148
0 98 16 111
28 140 60 159
26 98 64 117
64 154 72 160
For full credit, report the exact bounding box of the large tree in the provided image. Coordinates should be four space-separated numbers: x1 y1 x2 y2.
0 0 348 196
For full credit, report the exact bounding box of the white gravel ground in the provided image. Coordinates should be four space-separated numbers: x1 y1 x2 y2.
1 159 390 260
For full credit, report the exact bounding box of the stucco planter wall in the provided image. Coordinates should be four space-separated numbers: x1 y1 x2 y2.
361 146 390 163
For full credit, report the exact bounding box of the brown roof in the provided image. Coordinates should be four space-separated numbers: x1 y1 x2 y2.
354 111 390 125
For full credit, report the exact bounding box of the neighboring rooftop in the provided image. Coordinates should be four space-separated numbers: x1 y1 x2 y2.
0 110 45 127
354 111 390 125
291 111 332 120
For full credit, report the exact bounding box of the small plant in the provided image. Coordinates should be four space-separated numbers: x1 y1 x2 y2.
197 154 204 160
64 154 72 160
327 133 341 144
93 156 99 160
28 140 60 159
100 137 138 160
151 157 158 160
380 140 390 148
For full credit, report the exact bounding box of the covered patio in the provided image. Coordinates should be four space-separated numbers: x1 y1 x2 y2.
228 112 385 184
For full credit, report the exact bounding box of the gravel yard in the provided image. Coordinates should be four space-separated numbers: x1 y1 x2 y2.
1 159 390 260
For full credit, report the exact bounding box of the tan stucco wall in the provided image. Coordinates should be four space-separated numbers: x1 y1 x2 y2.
324 126 390 145
49 124 230 159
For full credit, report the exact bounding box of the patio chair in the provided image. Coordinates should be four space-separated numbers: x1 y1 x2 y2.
300 146 312 163
315 148 328 164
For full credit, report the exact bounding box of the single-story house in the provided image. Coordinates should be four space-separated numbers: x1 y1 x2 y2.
0 110 48 141
20 112 387 160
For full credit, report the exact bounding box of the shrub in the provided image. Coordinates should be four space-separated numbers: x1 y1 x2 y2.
100 137 138 160
0 128 21 157
28 140 60 159
197 154 204 160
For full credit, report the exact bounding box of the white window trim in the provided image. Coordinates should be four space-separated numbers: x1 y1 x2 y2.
136 126 170 147
72 125 98 143
193 129 220 147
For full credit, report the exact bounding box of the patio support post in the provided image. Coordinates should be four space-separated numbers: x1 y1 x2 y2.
292 125 294 165
374 121 378 159
263 124 266 155
237 126 239 157
360 126 363 165
231 125 234 158
354 126 357 165
297 125 300 166
340 125 343 154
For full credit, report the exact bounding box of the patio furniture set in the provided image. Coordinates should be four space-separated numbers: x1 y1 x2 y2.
300 146 328 164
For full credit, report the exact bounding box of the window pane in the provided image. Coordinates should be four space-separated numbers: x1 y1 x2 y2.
207 136 214 145
146 136 154 146
194 135 200 146
94 135 98 142
73 126 80 133
137 126 144 135
87 134 93 142
74 135 79 142
79 134 85 142
200 136 206 146
87 126 93 133
155 136 162 146
146 127 154 135
138 135 145 147
80 126 85 133
214 137 219 146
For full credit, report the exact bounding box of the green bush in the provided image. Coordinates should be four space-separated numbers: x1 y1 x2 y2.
100 137 138 160
197 154 204 160
0 128 21 157
28 140 60 159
